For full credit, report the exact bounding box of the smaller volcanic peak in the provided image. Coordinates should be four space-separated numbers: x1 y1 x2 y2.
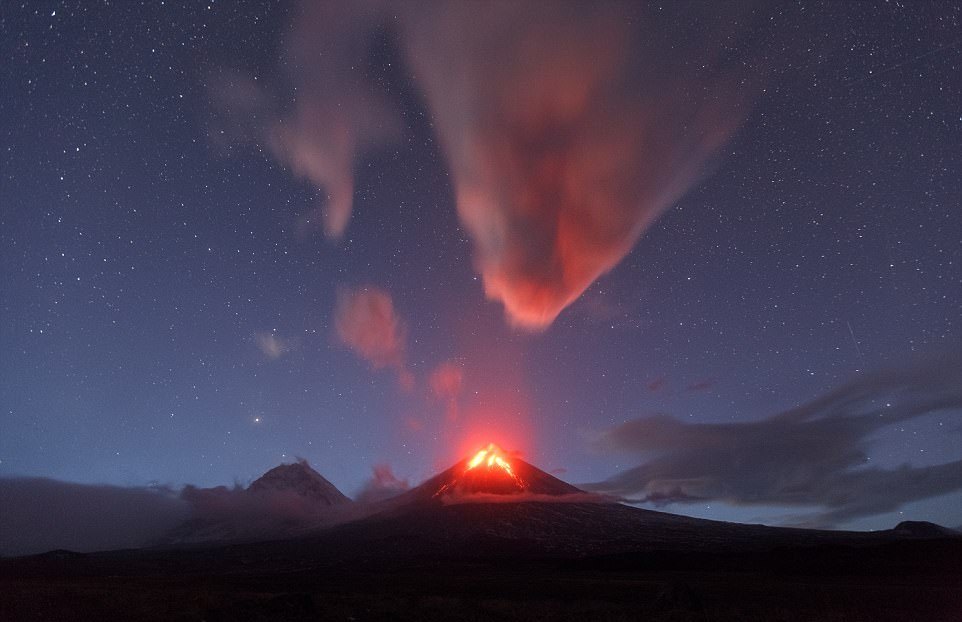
417 444 583 501
248 460 350 507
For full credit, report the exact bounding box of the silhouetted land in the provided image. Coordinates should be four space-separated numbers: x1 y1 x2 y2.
3 462 960 620
2 512 960 621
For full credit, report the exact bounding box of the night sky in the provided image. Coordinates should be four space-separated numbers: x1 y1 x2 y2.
2 1 961 531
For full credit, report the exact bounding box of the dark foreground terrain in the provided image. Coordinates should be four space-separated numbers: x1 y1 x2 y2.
2 526 960 621
3 461 961 621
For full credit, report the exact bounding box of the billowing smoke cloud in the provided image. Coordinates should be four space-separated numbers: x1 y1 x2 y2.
588 350 962 527
0 478 189 557
354 464 410 504
219 2 763 328
429 360 463 421
334 286 413 389
400 2 755 328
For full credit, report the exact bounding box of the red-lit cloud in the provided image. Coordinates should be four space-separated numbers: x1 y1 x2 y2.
687 378 717 392
429 360 464 421
334 286 411 388
429 361 463 399
222 2 762 327
400 3 754 328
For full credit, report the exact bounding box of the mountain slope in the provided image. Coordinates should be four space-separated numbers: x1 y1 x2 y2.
158 451 961 561
159 460 351 545
282 447 962 563
248 461 351 506
399 444 584 503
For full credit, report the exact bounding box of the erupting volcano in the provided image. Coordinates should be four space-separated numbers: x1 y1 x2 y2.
416 443 583 500
435 444 526 496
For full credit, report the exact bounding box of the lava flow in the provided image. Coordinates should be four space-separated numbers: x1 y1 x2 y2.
434 444 527 497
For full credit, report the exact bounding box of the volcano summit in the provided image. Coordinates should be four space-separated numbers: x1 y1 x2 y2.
419 444 583 499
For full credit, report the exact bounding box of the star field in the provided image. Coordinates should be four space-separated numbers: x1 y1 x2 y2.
1 1 960 530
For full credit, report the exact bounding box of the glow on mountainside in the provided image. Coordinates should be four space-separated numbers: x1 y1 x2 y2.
434 443 526 497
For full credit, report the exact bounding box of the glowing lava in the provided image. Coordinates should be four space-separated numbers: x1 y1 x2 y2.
434 443 527 497
466 444 521 479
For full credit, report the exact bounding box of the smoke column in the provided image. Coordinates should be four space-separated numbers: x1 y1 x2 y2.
400 2 757 328
248 1 764 328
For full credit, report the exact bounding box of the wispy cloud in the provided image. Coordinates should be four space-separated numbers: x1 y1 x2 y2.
429 360 464 421
255 331 290 360
354 464 409 504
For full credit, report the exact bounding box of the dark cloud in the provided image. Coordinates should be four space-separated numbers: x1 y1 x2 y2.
0 478 189 556
354 464 410 504
172 483 354 542
588 350 962 527
334 286 413 389
180 484 334 524
0 471 357 556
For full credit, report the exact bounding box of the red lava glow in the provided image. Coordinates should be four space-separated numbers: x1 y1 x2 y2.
435 443 526 497
466 444 521 479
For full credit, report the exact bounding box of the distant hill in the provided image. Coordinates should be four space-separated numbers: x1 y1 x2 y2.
891 520 960 538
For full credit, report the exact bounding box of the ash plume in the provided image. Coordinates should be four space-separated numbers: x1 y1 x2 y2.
399 2 759 328
217 1 769 328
